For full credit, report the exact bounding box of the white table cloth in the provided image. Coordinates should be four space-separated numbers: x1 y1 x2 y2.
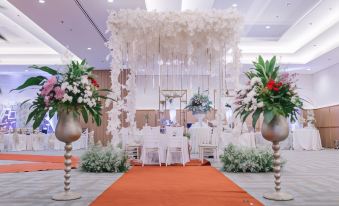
255 132 293 150
220 131 256 150
139 134 190 164
189 126 211 153
0 132 88 151
293 128 322 151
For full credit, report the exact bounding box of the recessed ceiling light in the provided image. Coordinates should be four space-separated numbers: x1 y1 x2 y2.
265 25 271 29
107 0 114 3
38 0 45 3
232 3 237 8
25 69 29 72
306 68 311 71
87 47 92 50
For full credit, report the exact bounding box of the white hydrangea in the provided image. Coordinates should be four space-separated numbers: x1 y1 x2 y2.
247 89 256 98
61 82 69 90
62 94 73 103
257 102 264 108
250 77 261 86
77 97 83 103
81 75 89 85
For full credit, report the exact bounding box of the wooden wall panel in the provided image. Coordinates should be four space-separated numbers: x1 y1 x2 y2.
318 128 330 148
329 106 339 127
81 70 112 145
314 107 330 127
314 105 339 148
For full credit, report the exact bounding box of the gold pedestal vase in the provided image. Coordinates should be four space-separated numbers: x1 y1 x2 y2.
52 110 82 201
261 115 293 201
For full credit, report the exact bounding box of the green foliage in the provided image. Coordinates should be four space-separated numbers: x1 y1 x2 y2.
220 144 276 173
80 145 130 173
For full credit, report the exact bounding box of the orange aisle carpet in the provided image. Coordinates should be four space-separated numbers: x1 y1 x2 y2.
90 166 263 206
0 154 79 173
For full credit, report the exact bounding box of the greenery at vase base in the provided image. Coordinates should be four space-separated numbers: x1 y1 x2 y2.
80 145 129 173
220 144 281 173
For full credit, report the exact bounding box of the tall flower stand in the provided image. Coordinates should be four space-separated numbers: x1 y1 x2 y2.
261 115 293 201
52 111 82 201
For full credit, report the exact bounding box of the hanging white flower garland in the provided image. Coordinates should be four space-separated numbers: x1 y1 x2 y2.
106 9 243 142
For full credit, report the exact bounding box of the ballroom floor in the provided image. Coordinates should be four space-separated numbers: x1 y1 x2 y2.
0 149 338 206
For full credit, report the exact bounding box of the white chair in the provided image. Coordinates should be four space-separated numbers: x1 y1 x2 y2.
122 128 141 160
199 128 218 163
32 133 45 151
141 135 161 167
166 136 185 166
166 126 184 137
0 133 4 151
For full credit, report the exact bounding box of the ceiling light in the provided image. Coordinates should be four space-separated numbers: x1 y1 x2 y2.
107 0 114 3
306 68 311 71
232 3 237 8
25 69 29 72
38 0 45 3
265 25 271 29
87 47 92 50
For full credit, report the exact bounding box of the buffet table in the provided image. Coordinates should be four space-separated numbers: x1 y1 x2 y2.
292 128 322 151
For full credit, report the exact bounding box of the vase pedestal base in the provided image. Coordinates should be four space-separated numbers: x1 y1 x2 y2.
263 191 293 201
52 192 81 201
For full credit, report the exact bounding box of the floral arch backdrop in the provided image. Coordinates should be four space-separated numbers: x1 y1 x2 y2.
106 9 243 144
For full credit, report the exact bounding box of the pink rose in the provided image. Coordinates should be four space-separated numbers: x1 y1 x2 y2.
54 86 65 100
41 76 57 96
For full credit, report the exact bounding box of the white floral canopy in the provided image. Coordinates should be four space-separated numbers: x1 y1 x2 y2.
106 9 243 142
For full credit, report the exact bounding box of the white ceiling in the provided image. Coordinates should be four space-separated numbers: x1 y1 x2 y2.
1 0 339 74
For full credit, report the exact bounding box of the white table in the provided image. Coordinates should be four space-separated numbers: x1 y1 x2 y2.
139 134 190 164
220 131 256 149
255 132 293 150
293 128 322 151
188 126 211 153
0 132 88 151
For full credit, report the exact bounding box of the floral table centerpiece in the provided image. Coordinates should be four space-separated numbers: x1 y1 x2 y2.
235 56 303 201
12 60 112 201
186 91 212 126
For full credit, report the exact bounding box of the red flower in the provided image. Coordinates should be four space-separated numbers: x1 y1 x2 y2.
266 79 282 91
266 79 275 90
88 77 100 88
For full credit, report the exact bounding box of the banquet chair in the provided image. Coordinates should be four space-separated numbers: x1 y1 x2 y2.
199 128 218 163
141 128 161 166
0 134 4 151
166 136 185 166
166 126 184 137
122 128 141 160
